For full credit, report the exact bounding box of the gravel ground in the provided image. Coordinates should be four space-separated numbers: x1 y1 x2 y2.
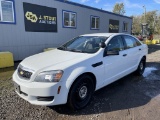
0 44 160 120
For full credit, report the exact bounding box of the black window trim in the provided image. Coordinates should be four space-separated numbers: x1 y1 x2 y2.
121 35 128 50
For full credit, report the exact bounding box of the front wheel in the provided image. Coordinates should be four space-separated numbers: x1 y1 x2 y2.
135 58 146 76
67 75 94 110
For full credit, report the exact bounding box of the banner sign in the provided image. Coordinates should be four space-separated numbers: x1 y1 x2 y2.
23 3 57 32
109 19 119 33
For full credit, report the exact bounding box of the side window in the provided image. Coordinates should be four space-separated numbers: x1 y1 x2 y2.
124 36 137 48
63 10 76 28
0 0 16 24
135 38 142 46
91 16 100 29
123 22 128 31
107 36 124 51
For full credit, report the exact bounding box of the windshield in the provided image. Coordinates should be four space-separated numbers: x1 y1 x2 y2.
58 36 108 53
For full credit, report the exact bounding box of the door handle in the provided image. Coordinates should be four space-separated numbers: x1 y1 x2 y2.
123 54 127 57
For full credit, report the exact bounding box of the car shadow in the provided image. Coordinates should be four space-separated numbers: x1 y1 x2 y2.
49 62 160 115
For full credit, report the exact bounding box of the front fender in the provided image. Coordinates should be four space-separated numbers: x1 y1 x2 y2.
62 62 104 101
65 66 91 90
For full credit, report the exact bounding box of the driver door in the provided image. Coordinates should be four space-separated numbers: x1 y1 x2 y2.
103 35 128 86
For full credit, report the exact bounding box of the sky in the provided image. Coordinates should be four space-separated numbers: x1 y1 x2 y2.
70 0 160 16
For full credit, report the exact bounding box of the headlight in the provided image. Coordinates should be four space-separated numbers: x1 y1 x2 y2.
34 70 63 82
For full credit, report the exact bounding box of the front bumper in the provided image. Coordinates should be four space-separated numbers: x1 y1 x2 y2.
12 71 68 106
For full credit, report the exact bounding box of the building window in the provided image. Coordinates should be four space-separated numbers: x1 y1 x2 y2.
63 10 76 28
0 0 15 23
123 22 128 31
91 16 100 29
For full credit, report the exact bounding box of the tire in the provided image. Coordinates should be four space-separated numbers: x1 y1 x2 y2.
135 58 146 76
67 75 94 110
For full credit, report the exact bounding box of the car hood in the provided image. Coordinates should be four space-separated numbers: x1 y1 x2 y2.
20 49 91 71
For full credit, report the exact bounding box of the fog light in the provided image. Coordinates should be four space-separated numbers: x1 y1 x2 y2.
37 96 54 101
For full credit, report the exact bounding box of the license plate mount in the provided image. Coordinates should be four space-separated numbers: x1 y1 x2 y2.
14 82 21 94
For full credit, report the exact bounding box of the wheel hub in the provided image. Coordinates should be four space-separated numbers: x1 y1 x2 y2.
79 86 87 99
140 62 143 70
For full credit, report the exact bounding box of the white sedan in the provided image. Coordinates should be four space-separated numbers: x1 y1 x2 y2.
13 33 148 110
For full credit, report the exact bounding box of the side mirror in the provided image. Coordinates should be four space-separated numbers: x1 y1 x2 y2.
99 42 106 48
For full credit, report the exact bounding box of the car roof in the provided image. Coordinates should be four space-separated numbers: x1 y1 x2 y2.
81 33 126 37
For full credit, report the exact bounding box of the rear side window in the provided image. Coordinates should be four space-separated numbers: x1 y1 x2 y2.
135 38 142 46
123 36 137 49
107 36 124 51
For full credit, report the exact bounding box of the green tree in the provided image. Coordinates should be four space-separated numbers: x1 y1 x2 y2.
132 10 160 35
113 3 125 15
156 12 160 34
145 11 157 33
132 15 142 35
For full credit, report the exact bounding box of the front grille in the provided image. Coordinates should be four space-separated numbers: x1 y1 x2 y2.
18 66 32 79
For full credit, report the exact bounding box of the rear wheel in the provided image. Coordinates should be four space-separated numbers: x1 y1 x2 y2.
67 75 94 110
135 58 146 76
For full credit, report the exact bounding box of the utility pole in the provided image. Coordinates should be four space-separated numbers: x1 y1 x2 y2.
143 5 146 23
141 5 148 38
153 14 158 33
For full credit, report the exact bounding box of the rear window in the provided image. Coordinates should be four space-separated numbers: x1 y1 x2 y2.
124 36 135 48
135 38 142 46
123 35 141 49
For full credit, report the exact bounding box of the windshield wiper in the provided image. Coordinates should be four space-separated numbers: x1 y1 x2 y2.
67 49 84 53
57 46 66 50
58 47 85 53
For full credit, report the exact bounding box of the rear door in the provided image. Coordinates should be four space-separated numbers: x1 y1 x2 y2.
122 35 142 71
